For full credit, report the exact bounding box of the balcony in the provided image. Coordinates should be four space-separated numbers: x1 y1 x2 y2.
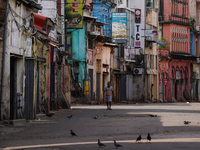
158 48 170 60
159 15 190 26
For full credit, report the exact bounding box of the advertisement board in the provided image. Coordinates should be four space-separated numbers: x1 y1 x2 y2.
66 0 83 29
112 13 127 43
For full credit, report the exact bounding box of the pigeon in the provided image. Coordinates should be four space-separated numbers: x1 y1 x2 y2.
98 139 106 147
149 115 157 117
136 135 142 142
147 133 151 142
46 113 54 117
70 130 77 137
93 115 98 119
114 140 123 148
184 121 191 125
67 115 73 119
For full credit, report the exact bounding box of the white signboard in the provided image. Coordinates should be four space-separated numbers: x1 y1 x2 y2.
25 38 32 57
145 30 158 36
12 21 19 47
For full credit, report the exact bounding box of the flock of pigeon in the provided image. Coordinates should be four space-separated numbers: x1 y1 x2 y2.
68 114 152 148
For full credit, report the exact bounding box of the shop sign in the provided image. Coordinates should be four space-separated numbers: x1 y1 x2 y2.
134 9 141 49
66 0 83 29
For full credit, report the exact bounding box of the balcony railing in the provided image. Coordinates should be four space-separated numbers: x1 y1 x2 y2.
159 15 190 26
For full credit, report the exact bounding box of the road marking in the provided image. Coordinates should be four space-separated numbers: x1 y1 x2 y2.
2 138 200 150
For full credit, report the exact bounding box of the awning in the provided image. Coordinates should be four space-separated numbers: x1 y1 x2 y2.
155 41 164 46
33 13 54 33
33 13 46 31
145 39 164 46
103 42 119 47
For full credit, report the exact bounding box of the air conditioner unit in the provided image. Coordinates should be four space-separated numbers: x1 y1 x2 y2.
133 68 143 74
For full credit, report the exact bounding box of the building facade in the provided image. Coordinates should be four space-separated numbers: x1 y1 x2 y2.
158 0 194 102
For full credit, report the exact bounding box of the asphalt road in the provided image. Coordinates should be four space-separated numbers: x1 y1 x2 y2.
1 103 200 149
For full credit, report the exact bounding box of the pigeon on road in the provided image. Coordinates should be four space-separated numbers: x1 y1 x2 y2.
149 115 157 117
98 139 106 147
70 130 77 137
93 115 98 119
67 115 73 119
136 135 142 142
46 113 54 117
184 121 191 125
147 133 151 142
114 140 123 148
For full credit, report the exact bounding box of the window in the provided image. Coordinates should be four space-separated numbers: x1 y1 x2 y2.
88 39 93 49
146 0 153 8
127 0 129 7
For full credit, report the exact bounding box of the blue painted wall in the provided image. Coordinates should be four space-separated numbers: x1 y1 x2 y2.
68 21 86 88
190 32 194 55
91 0 113 37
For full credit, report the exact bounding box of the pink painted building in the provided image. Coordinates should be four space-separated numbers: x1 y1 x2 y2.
158 0 195 102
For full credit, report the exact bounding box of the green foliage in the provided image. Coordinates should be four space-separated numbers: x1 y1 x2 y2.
190 18 196 31
190 18 196 26
158 36 171 49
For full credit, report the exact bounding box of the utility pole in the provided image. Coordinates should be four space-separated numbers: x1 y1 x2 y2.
64 0 67 52
1 0 9 121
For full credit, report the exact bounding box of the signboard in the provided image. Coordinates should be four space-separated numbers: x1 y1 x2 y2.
84 80 89 95
57 14 62 34
145 30 158 37
12 21 19 47
66 0 83 29
112 13 127 43
88 50 93 65
124 46 135 61
134 9 141 49
113 58 118 69
25 38 32 57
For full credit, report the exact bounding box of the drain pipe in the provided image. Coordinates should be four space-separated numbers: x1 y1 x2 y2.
0 0 9 121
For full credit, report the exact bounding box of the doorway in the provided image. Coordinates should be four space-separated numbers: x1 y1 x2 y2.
96 73 101 103
10 57 17 119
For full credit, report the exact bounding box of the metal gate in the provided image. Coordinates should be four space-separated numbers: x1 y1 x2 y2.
89 70 93 100
126 75 133 100
96 73 100 103
119 74 126 101
25 59 34 120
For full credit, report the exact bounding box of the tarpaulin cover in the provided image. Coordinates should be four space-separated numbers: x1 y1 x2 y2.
33 13 46 31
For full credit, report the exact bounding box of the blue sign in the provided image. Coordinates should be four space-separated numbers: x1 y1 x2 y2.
112 13 127 43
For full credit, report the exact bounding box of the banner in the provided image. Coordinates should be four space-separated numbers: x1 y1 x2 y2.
57 14 62 34
112 13 127 43
66 0 83 29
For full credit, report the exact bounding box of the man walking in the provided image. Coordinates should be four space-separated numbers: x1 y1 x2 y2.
104 82 114 110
